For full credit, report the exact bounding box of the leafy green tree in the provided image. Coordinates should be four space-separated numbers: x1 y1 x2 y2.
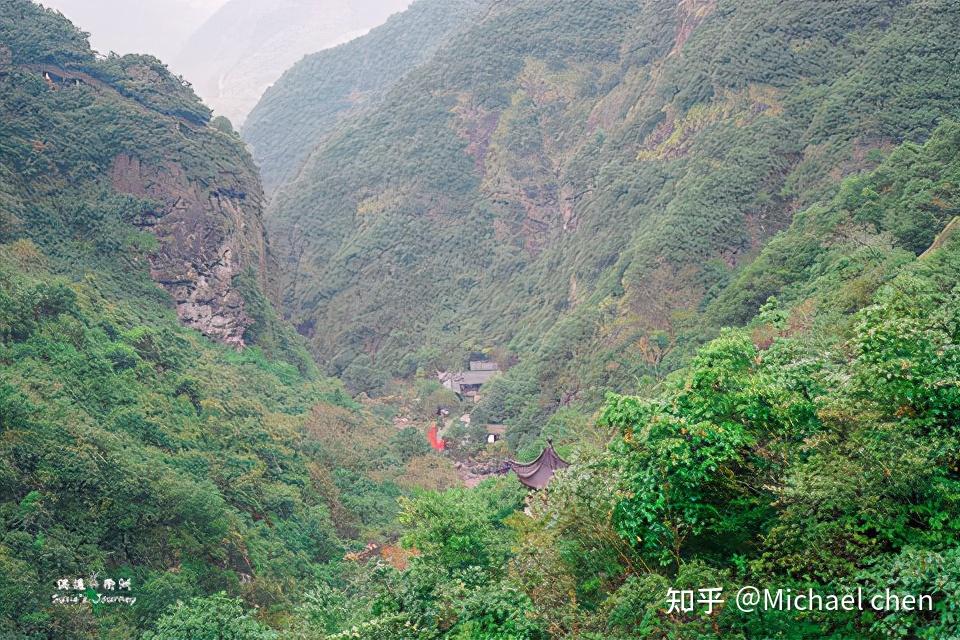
449 580 546 640
341 354 389 396
398 487 512 577
142 593 277 640
601 330 822 567
391 426 432 462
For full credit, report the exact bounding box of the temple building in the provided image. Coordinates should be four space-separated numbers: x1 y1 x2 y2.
507 440 570 490
438 360 500 402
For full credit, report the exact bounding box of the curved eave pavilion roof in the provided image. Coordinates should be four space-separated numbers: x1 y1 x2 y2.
507 441 570 490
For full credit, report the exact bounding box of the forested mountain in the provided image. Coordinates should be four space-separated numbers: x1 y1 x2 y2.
264 0 960 454
244 0 484 193
173 0 411 125
4 0 960 638
0 2 452 636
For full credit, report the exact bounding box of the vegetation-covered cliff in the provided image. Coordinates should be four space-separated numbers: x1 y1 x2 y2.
0 2 453 636
262 0 960 454
0 0 280 347
266 123 960 639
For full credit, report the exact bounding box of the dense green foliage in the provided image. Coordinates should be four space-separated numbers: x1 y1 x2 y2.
262 0 960 456
0 4 442 637
589 241 960 638
141 593 278 640
243 0 483 192
4 0 960 638
0 241 361 637
86 53 212 125
0 0 93 65
273 124 960 640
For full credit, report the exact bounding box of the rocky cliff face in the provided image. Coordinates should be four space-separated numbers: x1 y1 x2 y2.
1 0 313 375
110 153 269 346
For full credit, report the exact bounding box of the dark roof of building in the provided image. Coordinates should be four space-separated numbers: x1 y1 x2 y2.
456 370 498 385
438 369 500 394
507 440 570 490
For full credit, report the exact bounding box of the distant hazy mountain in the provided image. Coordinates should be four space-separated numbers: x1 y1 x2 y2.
35 0 226 62
244 0 483 193
174 0 411 125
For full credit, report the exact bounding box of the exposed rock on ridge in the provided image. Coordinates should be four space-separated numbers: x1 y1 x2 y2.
110 153 269 346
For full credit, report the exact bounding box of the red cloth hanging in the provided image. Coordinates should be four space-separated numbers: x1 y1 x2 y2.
427 422 446 451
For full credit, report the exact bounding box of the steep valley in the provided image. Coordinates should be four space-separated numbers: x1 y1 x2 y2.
257 0 960 453
2 0 960 638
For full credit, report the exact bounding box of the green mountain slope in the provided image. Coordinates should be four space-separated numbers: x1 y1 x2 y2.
0 0 280 349
583 136 960 636
264 0 960 451
244 0 483 194
4 1 960 638
285 123 960 639
0 2 431 636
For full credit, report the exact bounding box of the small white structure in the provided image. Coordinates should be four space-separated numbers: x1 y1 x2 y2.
486 424 506 444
